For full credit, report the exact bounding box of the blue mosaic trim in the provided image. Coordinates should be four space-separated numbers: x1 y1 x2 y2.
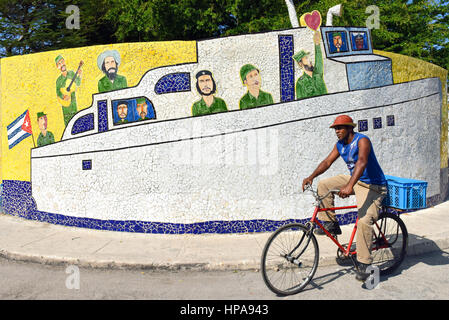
97 100 108 133
6 207 359 234
0 180 409 234
279 35 295 102
373 117 382 129
387 115 395 126
2 180 31 196
358 119 368 132
155 73 191 95
1 180 36 220
71 113 94 135
82 160 92 170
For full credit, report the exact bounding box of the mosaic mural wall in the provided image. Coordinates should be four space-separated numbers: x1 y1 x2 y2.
0 19 447 234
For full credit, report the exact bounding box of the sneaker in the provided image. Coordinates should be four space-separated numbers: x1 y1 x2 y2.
355 262 371 282
314 221 342 236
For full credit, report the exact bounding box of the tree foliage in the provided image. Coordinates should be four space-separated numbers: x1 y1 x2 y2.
104 0 237 42
0 0 448 72
0 0 113 56
334 0 449 71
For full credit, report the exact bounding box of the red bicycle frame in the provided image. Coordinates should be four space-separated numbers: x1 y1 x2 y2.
310 204 390 257
311 204 357 257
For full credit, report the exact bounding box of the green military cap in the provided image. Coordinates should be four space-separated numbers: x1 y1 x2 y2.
136 97 146 104
292 50 310 63
332 32 342 37
240 64 259 83
37 112 47 119
55 54 64 64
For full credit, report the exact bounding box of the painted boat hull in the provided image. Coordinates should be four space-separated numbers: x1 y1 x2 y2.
30 77 442 233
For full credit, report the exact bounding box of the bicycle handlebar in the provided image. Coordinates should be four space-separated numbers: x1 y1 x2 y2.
303 183 340 202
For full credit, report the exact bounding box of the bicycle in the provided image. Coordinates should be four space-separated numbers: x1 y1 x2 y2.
261 183 408 296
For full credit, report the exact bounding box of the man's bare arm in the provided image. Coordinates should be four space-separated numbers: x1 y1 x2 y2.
302 144 340 191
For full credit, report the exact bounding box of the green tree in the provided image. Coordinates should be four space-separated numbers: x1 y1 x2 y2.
104 0 237 42
0 0 113 57
1 0 448 74
0 0 80 56
332 0 449 71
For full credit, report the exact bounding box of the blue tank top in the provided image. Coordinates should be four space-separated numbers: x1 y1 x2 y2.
336 133 386 185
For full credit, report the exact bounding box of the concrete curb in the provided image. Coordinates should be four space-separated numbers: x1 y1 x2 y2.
1 237 448 272
0 201 448 272
0 226 447 272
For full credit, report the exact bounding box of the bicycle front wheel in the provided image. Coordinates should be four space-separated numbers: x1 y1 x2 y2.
261 223 319 296
371 211 408 275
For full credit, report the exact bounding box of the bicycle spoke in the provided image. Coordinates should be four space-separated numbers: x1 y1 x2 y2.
261 224 319 295
371 212 408 275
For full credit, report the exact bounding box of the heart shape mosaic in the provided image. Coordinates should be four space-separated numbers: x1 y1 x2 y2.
304 10 322 31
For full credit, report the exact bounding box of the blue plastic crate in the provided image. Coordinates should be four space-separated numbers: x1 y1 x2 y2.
382 175 427 210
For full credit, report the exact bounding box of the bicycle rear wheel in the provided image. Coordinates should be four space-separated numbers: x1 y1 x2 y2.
371 211 408 275
261 223 319 296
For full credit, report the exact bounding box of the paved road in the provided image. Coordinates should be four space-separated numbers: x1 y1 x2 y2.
0 249 448 301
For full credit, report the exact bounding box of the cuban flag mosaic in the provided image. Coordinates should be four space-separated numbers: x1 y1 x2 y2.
7 110 33 149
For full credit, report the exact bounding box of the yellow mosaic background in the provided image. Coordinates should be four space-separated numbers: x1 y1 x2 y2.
374 50 448 169
0 41 197 182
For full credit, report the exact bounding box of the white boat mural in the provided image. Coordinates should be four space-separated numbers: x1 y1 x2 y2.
21 23 443 234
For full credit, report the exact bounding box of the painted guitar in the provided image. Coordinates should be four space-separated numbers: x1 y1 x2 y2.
58 61 84 107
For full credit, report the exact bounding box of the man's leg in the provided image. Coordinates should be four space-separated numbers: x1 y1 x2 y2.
353 182 387 280
317 174 351 222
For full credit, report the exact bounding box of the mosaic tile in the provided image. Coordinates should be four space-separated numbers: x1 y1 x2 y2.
97 100 108 132
358 119 368 132
155 73 190 94
387 114 395 126
279 35 295 102
373 117 382 129
346 60 393 91
0 25 443 236
71 113 94 135
0 180 413 234
82 160 92 170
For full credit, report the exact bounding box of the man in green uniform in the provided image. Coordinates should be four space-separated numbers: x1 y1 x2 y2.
292 31 327 100
97 50 128 93
332 31 344 53
115 101 129 125
239 64 273 110
136 98 151 121
55 55 82 127
36 112 55 147
192 70 228 116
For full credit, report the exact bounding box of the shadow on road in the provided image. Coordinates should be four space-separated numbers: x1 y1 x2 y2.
381 233 449 281
305 268 354 292
302 233 449 292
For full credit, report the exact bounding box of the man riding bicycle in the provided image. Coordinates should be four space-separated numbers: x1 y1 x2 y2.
302 115 387 282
